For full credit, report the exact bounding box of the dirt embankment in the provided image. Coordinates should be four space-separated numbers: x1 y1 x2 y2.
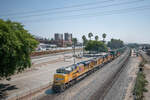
141 52 150 100
31 48 81 57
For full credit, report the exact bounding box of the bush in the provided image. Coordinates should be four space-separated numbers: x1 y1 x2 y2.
134 72 148 100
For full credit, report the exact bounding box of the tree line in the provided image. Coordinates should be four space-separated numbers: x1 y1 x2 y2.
82 32 124 53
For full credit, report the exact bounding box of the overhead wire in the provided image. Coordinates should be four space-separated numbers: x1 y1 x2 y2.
0 0 114 17
5 0 144 19
19 5 150 23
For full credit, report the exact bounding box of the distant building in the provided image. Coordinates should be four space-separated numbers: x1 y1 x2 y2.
54 33 64 47
64 33 72 41
64 33 72 46
36 43 57 51
55 33 63 41
53 33 73 47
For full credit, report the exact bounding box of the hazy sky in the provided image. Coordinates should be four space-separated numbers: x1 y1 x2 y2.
0 0 150 43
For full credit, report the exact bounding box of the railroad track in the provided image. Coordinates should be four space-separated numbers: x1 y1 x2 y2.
15 49 130 100
37 49 130 100
91 48 131 100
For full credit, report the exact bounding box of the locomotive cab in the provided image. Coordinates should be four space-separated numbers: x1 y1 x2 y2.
52 67 70 92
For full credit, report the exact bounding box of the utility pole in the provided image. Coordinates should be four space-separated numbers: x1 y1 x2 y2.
73 42 75 64
72 38 77 65
83 43 85 57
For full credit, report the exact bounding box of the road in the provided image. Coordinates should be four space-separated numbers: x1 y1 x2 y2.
38 48 132 100
0 51 89 100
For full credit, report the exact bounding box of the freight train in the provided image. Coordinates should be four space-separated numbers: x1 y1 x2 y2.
52 48 125 92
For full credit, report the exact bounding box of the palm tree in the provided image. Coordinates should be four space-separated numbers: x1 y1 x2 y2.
82 35 87 54
82 35 87 45
102 33 106 43
95 35 99 41
88 32 93 40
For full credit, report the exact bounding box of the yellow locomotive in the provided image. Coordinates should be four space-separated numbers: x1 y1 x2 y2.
52 48 125 92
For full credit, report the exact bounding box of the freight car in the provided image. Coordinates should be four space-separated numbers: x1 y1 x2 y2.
52 48 126 92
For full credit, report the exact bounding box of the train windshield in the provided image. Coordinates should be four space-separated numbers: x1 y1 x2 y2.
56 65 77 74
56 68 71 74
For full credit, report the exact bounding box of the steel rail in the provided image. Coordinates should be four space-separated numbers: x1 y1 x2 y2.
91 48 131 100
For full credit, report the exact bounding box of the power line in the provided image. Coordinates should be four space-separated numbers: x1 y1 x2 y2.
8 0 144 19
0 0 113 17
65 5 150 19
20 5 150 23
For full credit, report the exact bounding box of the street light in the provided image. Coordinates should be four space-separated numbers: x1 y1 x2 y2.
72 43 75 65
